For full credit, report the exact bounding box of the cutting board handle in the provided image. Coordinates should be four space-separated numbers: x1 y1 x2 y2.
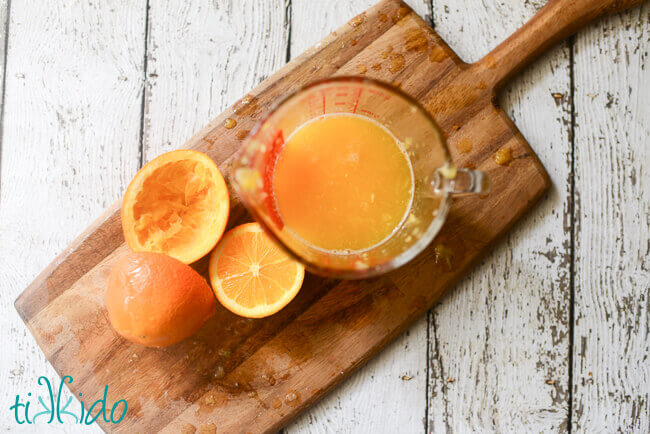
475 0 646 91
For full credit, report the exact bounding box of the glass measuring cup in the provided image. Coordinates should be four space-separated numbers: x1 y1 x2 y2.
231 77 489 278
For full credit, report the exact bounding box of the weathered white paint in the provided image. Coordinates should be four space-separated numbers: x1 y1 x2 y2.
286 2 432 433
428 1 571 432
144 0 289 161
0 1 146 432
572 4 650 431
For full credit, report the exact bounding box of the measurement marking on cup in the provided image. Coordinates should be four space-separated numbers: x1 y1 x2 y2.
352 88 363 114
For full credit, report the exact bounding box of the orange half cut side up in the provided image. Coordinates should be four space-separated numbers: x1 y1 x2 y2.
209 223 304 318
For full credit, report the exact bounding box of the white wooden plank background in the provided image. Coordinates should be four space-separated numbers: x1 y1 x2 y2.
427 0 572 431
572 4 650 431
0 1 647 433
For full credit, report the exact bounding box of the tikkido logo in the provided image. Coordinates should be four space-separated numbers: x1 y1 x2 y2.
10 376 127 426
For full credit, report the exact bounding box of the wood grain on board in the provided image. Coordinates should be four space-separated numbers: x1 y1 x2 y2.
8 0 645 433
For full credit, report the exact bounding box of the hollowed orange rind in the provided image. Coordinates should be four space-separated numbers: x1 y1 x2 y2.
122 150 229 264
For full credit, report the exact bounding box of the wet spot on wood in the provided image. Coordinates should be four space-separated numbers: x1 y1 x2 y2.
405 30 428 52
284 390 301 407
381 45 393 59
457 138 472 154
429 46 446 63
236 129 250 140
233 95 259 115
371 63 382 71
261 373 276 386
349 13 365 28
356 64 367 74
224 118 237 129
493 147 512 166
476 80 487 90
434 85 479 113
434 243 453 270
181 423 197 434
483 54 497 69
350 39 358 46
379 13 388 23
392 6 409 23
389 53 405 73
212 365 225 379
198 423 217 434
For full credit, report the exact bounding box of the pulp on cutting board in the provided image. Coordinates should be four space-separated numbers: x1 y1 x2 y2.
272 113 414 252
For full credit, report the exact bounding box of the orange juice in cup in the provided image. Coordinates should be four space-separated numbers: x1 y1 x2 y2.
232 77 489 278
272 114 413 252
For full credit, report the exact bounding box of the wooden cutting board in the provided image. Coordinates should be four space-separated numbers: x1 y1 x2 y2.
14 0 642 432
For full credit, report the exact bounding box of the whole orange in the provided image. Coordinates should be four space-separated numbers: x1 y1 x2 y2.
106 252 215 347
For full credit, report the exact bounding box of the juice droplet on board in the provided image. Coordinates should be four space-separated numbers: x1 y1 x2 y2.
405 29 428 52
434 243 453 270
379 13 388 22
236 129 250 140
371 63 382 71
392 6 409 23
389 53 405 73
456 138 472 154
429 46 447 63
493 147 513 165
356 64 367 74
381 45 393 59
180 423 196 434
224 118 237 129
284 390 301 406
198 423 217 434
349 14 365 27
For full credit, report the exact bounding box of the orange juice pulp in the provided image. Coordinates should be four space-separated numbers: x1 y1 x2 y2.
272 114 414 252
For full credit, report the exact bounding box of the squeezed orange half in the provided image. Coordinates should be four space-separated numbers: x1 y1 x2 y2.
272 114 413 252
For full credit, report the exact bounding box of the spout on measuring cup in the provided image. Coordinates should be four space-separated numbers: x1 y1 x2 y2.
432 163 490 197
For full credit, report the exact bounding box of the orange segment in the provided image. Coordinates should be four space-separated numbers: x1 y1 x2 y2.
121 150 229 264
209 223 304 318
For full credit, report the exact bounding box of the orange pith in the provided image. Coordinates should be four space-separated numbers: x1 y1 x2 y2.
106 252 216 348
209 223 304 318
121 150 229 264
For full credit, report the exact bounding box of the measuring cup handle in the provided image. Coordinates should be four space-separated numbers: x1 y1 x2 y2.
432 167 491 197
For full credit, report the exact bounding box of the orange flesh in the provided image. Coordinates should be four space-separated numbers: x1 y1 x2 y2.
131 159 224 260
272 114 414 252
216 229 298 309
